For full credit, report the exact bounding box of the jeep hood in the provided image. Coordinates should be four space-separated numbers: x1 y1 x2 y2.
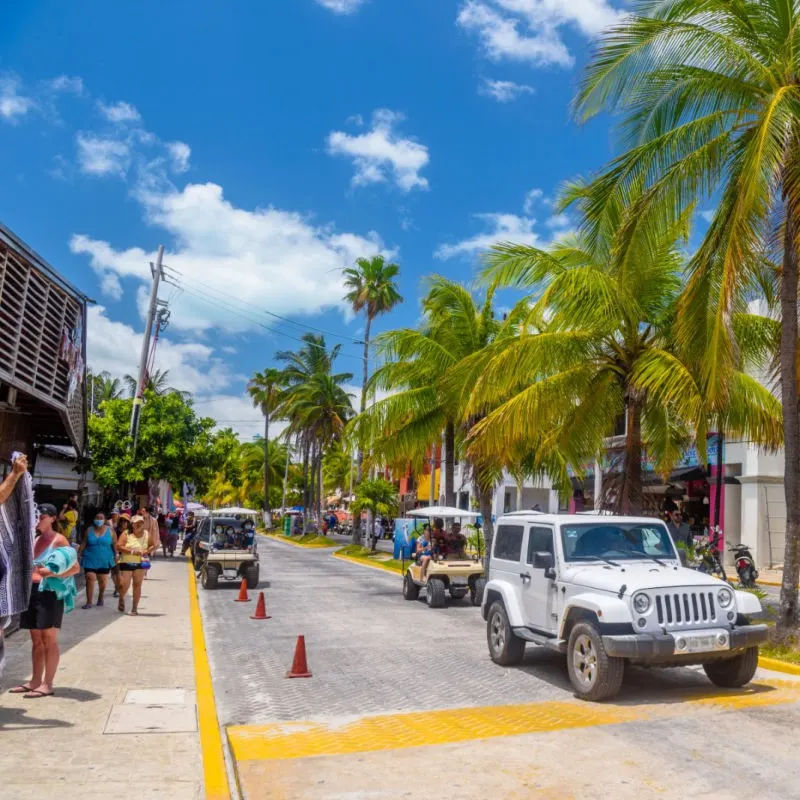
561 561 725 595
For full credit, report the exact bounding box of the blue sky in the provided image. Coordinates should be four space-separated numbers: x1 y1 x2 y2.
0 0 626 439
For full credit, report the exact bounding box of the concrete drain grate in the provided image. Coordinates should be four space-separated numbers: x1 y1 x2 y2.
103 687 198 734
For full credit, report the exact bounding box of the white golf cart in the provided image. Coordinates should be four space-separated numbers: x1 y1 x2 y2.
402 506 487 608
195 507 261 590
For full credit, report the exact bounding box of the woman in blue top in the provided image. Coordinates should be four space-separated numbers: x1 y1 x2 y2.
78 511 118 609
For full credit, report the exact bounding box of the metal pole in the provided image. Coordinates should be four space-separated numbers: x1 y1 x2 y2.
130 245 164 456
429 444 436 509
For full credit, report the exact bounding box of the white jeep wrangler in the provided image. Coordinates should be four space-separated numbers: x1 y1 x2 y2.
482 513 768 701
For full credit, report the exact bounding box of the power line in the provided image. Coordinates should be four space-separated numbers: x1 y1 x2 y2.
164 266 365 345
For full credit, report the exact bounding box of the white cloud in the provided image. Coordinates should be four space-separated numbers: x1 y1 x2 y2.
699 209 716 223
458 0 624 68
479 77 535 102
98 100 141 124
523 187 544 215
48 75 84 95
316 0 368 12
546 212 570 229
0 74 34 121
75 133 131 177
167 141 191 173
71 181 391 331
327 109 430 192
435 213 539 260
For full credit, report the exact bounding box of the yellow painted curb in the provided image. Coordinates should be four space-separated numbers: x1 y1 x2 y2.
264 533 337 549
757 579 800 588
332 551 403 575
188 561 231 800
759 655 800 676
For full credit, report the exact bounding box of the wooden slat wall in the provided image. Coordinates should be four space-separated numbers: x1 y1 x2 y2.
0 240 86 451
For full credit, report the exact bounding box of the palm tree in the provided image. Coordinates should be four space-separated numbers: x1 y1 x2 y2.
343 255 403 539
473 186 781 516
350 478 399 551
573 0 800 633
87 369 124 415
348 276 504 555
124 368 174 397
247 368 284 526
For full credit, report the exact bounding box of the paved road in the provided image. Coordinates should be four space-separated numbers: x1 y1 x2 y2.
199 536 800 800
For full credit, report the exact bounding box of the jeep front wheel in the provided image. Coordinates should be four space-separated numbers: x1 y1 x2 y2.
567 622 624 702
703 647 758 688
403 572 420 601
486 601 525 666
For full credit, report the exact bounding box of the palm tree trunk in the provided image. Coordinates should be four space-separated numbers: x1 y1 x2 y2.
620 398 643 516
477 480 494 573
317 445 324 525
778 209 800 636
444 422 455 507
352 314 372 544
302 435 310 533
263 412 271 529
280 438 291 518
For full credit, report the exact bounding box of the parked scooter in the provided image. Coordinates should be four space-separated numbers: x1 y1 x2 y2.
730 543 758 588
696 526 728 582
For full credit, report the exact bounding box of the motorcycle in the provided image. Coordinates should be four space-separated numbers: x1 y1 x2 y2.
730 543 758 588
696 527 728 582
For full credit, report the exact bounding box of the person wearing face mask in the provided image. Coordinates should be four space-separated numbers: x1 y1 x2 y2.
78 511 117 608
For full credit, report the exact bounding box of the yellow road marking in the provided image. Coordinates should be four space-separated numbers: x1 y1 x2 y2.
188 561 231 800
759 655 800 676
227 680 800 763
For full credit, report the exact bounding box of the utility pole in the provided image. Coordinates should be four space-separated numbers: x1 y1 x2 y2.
130 245 165 458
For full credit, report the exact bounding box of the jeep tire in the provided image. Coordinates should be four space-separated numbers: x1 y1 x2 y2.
201 563 220 590
703 646 759 688
403 572 420 601
243 563 260 590
487 601 525 666
471 577 487 607
426 578 446 608
567 622 624 702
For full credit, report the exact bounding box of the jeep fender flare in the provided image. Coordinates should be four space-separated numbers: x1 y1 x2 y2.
559 593 631 639
481 579 526 627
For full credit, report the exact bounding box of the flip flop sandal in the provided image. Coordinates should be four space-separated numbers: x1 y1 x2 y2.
130 609 139 616
9 684 35 694
81 603 93 610
24 689 54 698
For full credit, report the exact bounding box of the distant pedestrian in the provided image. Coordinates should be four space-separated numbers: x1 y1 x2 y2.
111 515 131 597
78 511 117 608
158 512 169 557
10 504 79 698
58 498 79 545
116 515 152 615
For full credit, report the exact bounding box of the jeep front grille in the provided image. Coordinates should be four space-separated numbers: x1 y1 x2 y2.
655 590 717 627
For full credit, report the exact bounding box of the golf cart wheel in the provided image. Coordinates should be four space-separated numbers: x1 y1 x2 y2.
703 647 759 688
449 587 468 600
487 601 525 666
567 622 624 702
201 563 220 590
243 563 260 590
426 578 446 608
403 572 420 601
471 577 487 607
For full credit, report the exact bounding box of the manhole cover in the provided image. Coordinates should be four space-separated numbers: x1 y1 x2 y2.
104 703 198 734
124 688 191 705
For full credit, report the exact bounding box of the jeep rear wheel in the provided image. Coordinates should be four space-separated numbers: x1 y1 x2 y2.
470 577 486 607
703 647 758 688
567 622 624 702
487 601 525 666
243 563 259 590
426 578 446 608
403 572 420 601
201 563 220 590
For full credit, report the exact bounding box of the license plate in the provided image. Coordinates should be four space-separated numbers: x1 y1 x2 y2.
675 630 729 654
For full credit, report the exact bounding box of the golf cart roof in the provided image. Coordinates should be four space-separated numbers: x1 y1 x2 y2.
407 506 479 520
211 507 259 516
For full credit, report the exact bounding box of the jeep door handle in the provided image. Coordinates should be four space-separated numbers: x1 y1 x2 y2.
519 572 531 581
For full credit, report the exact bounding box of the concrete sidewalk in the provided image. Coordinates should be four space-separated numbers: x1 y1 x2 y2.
0 556 203 799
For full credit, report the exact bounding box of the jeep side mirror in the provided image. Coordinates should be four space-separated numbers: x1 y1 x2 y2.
533 551 554 570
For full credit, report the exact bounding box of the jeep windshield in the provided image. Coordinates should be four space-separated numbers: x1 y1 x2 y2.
560 522 677 562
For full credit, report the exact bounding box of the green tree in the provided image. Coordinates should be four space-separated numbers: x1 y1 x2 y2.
123 368 176 397
474 187 781 514
350 478 399 551
343 255 403 538
573 0 800 632
247 368 284 525
87 369 124 415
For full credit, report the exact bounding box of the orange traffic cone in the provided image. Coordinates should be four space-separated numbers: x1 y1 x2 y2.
250 591 271 620
234 578 250 602
286 635 312 678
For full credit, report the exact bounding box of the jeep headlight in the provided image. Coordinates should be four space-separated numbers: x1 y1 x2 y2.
717 588 734 609
633 592 651 614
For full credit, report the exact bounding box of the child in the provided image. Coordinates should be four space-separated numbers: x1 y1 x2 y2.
417 524 433 580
